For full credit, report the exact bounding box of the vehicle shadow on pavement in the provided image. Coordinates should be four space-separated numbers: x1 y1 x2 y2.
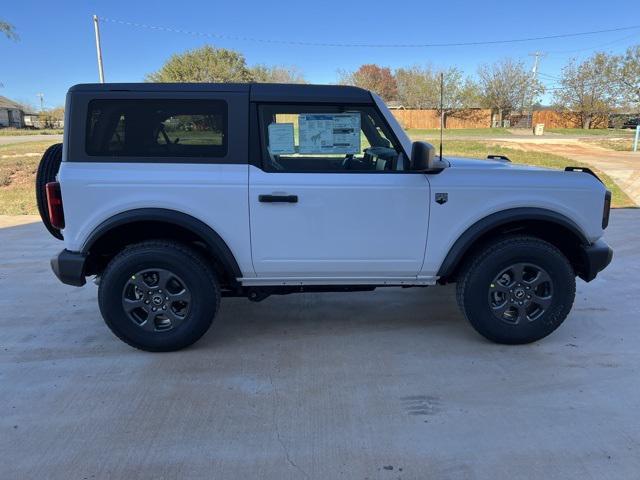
202 285 473 350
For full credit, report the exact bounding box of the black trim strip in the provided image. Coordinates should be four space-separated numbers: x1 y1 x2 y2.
437 207 590 278
82 208 242 281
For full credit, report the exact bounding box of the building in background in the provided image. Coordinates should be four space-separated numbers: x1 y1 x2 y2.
0 95 39 128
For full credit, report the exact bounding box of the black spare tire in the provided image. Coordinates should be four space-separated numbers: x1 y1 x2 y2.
35 143 63 240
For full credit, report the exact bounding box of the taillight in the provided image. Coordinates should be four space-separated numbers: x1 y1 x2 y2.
45 181 65 230
602 190 611 229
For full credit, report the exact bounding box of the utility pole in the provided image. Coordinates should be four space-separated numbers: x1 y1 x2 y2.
93 15 105 83
36 93 44 112
527 51 546 128
529 51 545 78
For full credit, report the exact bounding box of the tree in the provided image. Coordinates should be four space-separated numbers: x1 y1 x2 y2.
250 65 306 84
395 66 438 109
38 106 65 129
477 58 543 124
0 19 18 40
616 45 640 113
340 64 397 102
146 45 254 83
395 65 481 126
553 52 619 129
146 45 306 85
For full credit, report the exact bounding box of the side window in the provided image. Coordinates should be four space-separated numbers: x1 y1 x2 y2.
157 114 224 146
86 99 227 158
108 115 125 152
259 105 402 172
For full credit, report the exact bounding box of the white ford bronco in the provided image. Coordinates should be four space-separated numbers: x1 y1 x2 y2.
37 83 613 351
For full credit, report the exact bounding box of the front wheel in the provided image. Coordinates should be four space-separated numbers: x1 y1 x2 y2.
456 236 576 344
98 241 220 352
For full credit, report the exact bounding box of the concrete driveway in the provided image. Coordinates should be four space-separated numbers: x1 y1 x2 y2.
1 211 639 479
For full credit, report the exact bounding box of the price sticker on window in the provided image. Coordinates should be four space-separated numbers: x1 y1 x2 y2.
268 123 295 154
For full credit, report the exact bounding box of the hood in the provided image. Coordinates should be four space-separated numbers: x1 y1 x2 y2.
445 156 551 172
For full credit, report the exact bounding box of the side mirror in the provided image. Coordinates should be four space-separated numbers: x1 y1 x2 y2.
411 141 447 171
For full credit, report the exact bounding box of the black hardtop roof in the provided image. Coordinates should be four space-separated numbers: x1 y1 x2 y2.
68 83 373 104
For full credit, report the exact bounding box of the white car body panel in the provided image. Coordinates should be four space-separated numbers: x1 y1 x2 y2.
59 162 256 277
420 158 607 276
248 165 430 278
57 90 609 287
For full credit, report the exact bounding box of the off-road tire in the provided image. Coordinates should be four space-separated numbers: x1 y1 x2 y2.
98 240 220 352
456 236 576 344
35 143 63 240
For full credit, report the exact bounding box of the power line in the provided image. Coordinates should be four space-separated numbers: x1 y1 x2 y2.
546 32 639 55
541 81 611 91
99 17 640 48
538 72 562 81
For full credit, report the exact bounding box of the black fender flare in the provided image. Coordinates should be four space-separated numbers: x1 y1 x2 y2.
437 207 590 279
82 208 242 281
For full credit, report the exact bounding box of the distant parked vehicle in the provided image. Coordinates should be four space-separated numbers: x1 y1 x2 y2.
622 117 640 129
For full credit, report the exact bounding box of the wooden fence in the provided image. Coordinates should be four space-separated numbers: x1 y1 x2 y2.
391 109 492 129
277 109 609 130
531 110 608 129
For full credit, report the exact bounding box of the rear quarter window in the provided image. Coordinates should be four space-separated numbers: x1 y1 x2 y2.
85 99 227 157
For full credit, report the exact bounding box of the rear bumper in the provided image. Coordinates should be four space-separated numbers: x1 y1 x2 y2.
51 249 87 286
578 239 613 282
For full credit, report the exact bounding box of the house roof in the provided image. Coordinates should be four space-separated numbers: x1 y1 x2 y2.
0 95 25 110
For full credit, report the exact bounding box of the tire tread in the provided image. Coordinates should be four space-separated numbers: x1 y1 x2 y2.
35 143 63 240
456 235 576 344
98 240 220 351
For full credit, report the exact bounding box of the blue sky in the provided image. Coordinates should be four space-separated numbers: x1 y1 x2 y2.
1 0 638 108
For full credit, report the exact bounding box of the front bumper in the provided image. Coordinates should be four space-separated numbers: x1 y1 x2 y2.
51 249 88 286
578 239 613 282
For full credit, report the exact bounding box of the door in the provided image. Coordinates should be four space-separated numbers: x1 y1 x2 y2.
249 103 430 280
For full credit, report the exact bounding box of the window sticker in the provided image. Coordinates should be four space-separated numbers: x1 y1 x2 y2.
299 113 360 154
268 122 295 154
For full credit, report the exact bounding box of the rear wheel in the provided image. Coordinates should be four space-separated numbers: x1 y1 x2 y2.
35 143 63 239
456 236 575 344
98 241 220 352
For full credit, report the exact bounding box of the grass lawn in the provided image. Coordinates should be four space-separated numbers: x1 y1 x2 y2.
0 141 55 214
546 128 635 136
0 128 63 136
406 128 512 138
431 139 635 208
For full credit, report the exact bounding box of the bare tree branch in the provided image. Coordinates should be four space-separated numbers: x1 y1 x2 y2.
0 20 18 41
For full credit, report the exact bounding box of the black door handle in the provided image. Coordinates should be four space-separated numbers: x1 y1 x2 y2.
258 194 298 203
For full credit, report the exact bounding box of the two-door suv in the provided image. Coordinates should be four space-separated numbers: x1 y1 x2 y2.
37 83 613 351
